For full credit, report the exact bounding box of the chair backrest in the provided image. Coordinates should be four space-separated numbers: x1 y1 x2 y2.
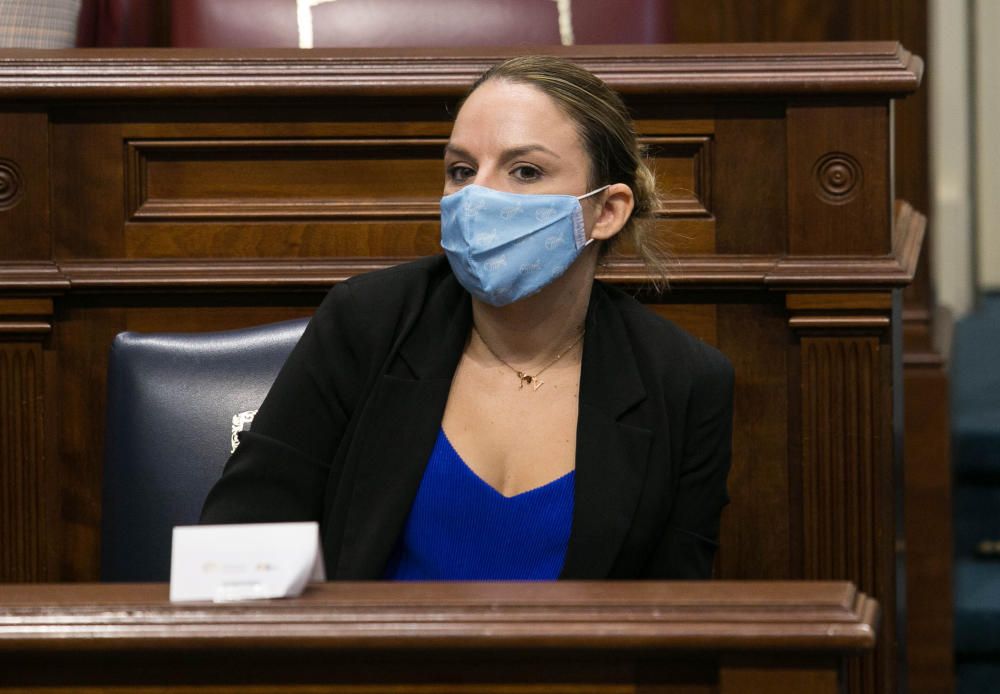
1 0 82 48
169 0 672 48
77 0 673 48
101 318 309 582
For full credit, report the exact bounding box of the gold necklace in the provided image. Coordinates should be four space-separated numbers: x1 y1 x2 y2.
473 326 585 391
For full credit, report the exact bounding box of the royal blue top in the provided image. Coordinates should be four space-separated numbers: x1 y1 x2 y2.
382 428 575 580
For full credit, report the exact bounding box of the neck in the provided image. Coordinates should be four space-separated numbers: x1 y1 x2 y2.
470 247 597 364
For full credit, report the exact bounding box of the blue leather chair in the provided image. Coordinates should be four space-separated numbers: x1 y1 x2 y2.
101 318 309 581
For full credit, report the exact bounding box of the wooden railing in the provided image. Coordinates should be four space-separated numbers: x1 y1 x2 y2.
0 581 876 693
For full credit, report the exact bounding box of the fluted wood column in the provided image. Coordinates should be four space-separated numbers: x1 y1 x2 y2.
788 292 896 694
0 299 53 581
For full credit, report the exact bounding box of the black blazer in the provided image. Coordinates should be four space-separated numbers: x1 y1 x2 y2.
201 255 734 580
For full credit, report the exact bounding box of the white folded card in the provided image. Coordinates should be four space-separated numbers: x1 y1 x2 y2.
169 522 326 603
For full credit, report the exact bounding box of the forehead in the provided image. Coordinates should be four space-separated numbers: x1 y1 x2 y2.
449 79 584 156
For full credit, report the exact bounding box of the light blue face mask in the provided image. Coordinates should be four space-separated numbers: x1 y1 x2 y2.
439 184 609 307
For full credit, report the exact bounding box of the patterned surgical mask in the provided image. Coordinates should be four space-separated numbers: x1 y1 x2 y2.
439 184 608 306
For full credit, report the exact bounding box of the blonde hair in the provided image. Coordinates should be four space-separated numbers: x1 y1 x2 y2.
466 55 667 283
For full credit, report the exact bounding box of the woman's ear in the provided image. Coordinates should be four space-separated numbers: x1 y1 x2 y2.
589 183 635 242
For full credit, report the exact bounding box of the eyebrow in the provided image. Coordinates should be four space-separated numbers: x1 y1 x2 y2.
443 143 562 162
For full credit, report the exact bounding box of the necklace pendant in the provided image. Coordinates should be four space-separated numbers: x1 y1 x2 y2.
517 371 529 390
532 378 544 391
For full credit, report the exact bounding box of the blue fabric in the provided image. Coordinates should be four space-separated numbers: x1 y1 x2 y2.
957 662 1000 694
383 429 574 580
952 294 1000 481
954 486 1000 557
956 559 1000 654
952 295 1000 692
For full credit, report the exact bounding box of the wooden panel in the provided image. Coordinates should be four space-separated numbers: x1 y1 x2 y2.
126 138 448 221
799 334 895 694
903 364 955 693
642 135 715 256
0 299 53 582
0 342 46 581
787 103 891 256
645 137 712 217
124 136 714 223
51 121 718 260
719 656 841 694
787 294 892 311
669 0 897 42
115 133 716 258
126 220 446 260
50 120 125 260
716 300 791 579
714 103 788 255
801 337 883 580
644 303 716 345
0 111 49 261
0 299 53 315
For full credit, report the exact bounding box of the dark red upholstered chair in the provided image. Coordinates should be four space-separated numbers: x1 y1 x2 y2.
76 0 161 46
79 0 671 48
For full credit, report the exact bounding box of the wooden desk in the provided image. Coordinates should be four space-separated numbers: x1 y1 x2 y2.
0 581 876 693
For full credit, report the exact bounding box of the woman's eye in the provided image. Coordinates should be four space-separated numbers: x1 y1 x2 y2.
447 165 475 184
511 165 542 182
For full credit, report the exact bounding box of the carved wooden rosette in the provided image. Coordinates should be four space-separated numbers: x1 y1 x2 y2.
0 298 53 582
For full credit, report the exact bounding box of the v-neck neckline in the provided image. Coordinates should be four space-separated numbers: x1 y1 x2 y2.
439 428 574 501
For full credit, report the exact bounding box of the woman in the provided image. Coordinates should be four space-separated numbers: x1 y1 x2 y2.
201 56 734 581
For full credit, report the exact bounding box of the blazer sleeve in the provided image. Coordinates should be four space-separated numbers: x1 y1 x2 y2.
643 348 735 578
200 281 364 524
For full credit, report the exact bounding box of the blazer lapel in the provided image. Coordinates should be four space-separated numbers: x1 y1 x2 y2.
560 283 652 579
334 276 471 579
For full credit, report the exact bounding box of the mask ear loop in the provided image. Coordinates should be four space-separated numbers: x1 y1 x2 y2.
578 184 611 247
576 184 611 200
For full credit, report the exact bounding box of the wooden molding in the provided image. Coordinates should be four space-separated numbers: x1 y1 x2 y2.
789 315 891 329
0 43 921 99
785 293 893 330
0 297 53 334
0 298 53 315
0 322 51 334
0 263 68 292
893 200 926 283
0 242 925 293
0 581 877 651
125 137 448 222
646 135 713 218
